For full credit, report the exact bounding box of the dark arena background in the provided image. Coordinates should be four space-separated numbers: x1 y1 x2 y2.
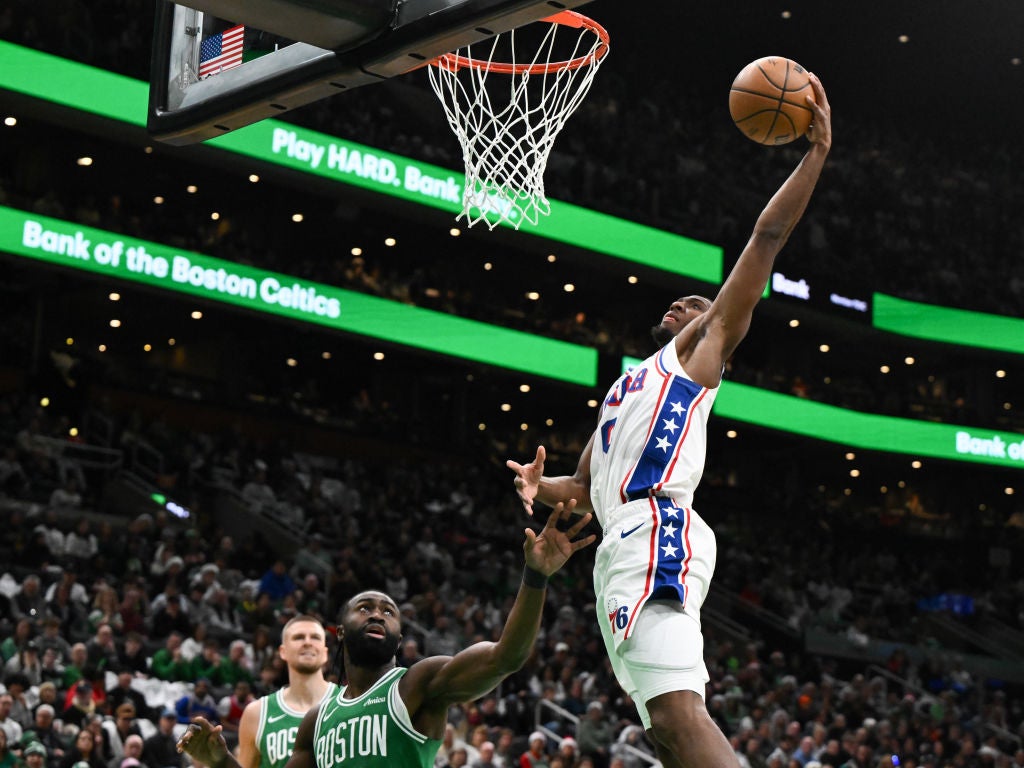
1 2 1024 767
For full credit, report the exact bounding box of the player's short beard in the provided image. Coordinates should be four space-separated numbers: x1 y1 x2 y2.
651 323 676 347
291 658 325 675
345 627 401 668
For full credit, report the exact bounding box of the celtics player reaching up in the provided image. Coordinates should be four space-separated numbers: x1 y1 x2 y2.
178 615 337 768
286 501 591 768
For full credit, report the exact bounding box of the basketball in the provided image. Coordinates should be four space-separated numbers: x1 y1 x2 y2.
729 56 814 145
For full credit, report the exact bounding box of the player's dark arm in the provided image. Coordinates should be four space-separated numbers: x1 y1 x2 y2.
507 435 595 515
282 708 318 768
702 73 832 360
401 502 595 736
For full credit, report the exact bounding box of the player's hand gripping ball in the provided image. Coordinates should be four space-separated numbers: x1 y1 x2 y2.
729 56 815 145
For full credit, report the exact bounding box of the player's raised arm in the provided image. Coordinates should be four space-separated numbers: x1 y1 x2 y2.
691 73 832 373
506 435 595 515
399 501 595 736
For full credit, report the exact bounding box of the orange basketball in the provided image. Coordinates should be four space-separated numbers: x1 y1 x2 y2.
729 56 815 145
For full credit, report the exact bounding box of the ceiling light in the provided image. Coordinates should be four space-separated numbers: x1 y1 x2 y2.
850 469 860 477
373 352 385 361
519 384 531 393
483 262 493 271
168 338 176 346
520 423 528 431
545 418 554 426
789 319 800 328
501 403 511 412
478 423 487 431
210 212 220 220
292 213 304 222
911 460 922 469
547 254 556 263
76 157 93 166
143 344 152 352
321 351 332 360
726 430 737 438
153 196 164 205
880 365 890 373
587 399 598 408
69 427 79 437
627 275 638 284
526 291 540 300
110 319 121 328
286 358 297 367
781 10 792 19
1006 488 1016 496
98 344 107 352
249 174 260 183
384 237 396 246
186 185 197 193
819 344 829 353
898 34 909 43
904 356 915 365
449 228 461 237
40 397 50 407
996 370 1006 378
563 284 575 292
3 117 16 127
191 311 202 319
351 247 362 256
65 337 74 346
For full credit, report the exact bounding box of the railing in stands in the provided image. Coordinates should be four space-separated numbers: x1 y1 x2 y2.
534 698 658 767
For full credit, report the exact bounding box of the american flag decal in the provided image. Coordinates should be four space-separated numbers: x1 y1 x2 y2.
199 25 244 78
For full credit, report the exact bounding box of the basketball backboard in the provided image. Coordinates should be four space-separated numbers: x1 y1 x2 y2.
148 0 595 145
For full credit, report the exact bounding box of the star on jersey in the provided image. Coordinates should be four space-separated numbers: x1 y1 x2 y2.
661 542 679 557
669 401 686 416
661 417 679 434
664 507 679 519
655 436 672 452
662 522 678 539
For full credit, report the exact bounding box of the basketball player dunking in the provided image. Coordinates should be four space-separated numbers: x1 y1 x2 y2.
178 615 337 768
507 75 832 768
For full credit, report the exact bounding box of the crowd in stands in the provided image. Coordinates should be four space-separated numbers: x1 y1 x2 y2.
2 6 1024 768
2 381 1024 768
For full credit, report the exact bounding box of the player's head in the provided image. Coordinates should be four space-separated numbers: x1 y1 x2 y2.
651 295 712 346
338 590 402 668
279 614 329 675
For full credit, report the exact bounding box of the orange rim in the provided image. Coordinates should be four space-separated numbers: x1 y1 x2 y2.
431 10 609 75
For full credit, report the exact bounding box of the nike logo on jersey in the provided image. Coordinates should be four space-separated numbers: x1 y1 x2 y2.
267 713 288 723
620 522 645 539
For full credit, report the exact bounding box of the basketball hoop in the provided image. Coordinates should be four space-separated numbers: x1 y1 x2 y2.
428 11 609 230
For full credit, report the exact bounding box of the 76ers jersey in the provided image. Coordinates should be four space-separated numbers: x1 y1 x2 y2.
590 342 718 525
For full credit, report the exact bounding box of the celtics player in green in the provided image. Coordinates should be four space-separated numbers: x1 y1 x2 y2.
298 500 593 768
178 615 337 768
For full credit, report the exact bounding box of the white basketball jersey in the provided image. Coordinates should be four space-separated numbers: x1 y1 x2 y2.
590 342 718 526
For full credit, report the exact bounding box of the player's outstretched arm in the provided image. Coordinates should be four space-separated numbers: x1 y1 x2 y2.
176 717 243 768
697 73 832 366
506 435 595 515
400 501 596 736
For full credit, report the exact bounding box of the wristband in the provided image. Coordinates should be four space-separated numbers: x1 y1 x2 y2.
523 565 549 590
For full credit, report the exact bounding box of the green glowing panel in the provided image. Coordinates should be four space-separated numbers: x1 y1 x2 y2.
715 381 1024 469
0 206 597 386
873 293 1024 355
0 41 722 284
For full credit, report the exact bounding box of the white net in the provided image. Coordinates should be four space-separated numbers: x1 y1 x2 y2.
427 12 609 230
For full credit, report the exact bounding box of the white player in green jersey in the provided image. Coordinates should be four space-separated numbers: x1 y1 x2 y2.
179 615 337 768
286 501 594 768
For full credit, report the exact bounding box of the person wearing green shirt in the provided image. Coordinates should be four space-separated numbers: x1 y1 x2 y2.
178 501 594 768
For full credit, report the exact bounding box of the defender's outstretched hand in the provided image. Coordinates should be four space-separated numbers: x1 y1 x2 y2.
524 499 596 577
176 717 228 767
506 445 546 515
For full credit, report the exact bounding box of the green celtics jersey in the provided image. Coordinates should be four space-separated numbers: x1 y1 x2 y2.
312 666 440 768
256 683 340 768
